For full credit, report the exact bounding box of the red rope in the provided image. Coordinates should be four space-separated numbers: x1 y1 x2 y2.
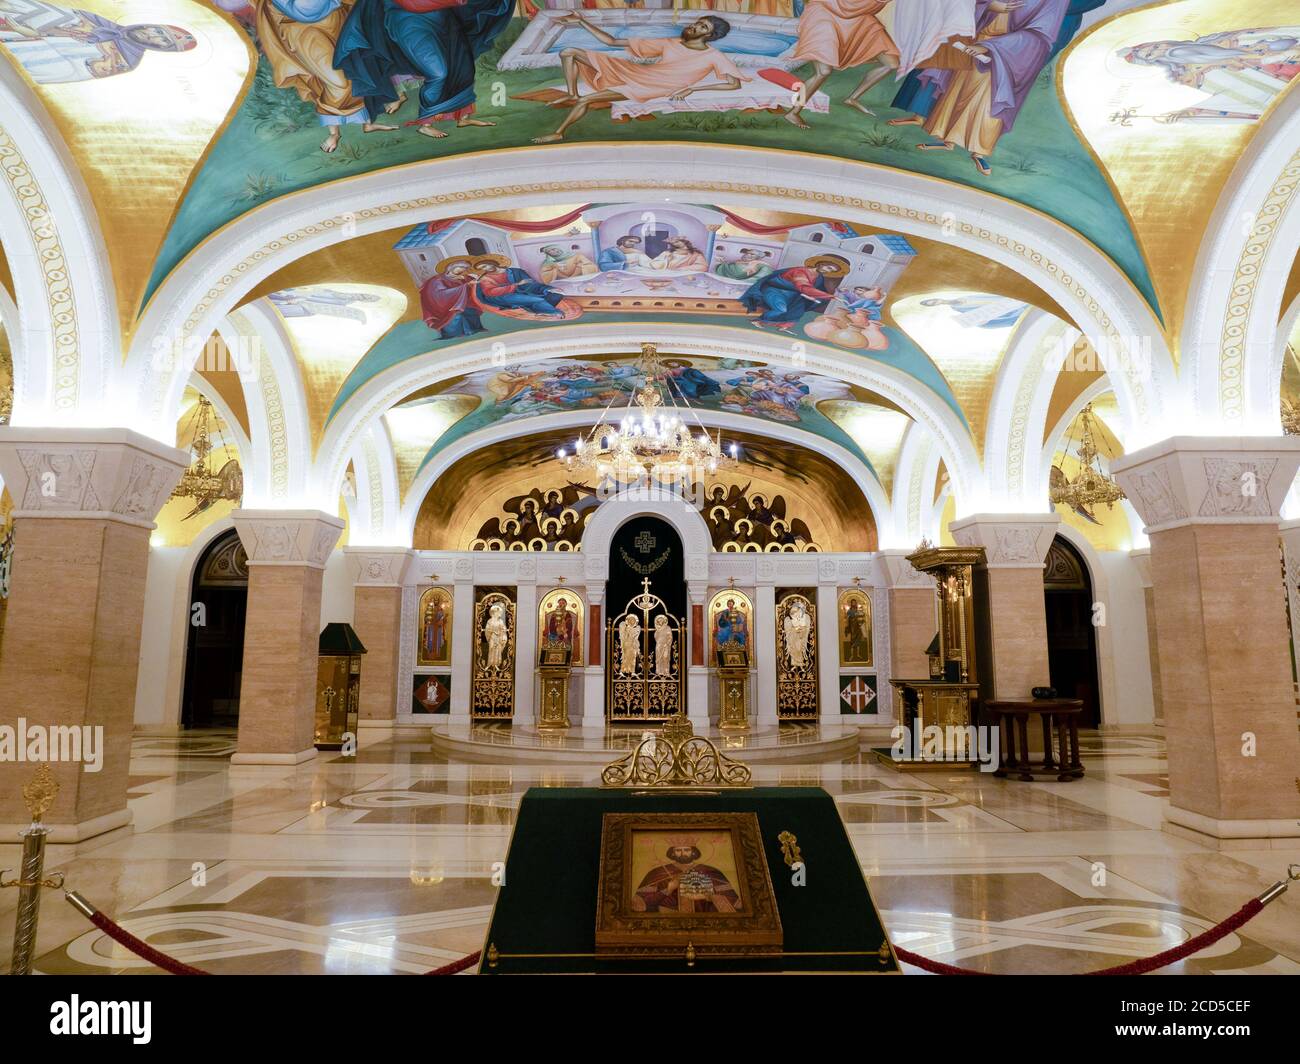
87 911 210 976
894 898 1265 976
423 950 481 975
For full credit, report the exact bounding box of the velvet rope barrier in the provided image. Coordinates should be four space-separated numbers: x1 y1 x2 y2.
64 867 1296 976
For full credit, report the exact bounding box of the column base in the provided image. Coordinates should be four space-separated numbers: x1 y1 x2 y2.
0 807 133 845
230 748 318 766
1163 805 1300 850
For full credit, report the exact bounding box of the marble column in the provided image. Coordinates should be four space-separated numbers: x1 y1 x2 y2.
687 581 710 726
949 513 1059 701
877 550 937 720
1114 437 1300 845
346 548 414 735
514 569 538 724
815 575 840 722
755 580 777 726
1128 547 1164 728
0 428 186 841
230 510 343 765
581 583 605 731
450 559 475 720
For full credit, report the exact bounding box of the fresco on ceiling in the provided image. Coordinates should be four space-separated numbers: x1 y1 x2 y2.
142 0 1157 313
324 202 969 425
399 203 914 350
409 354 883 477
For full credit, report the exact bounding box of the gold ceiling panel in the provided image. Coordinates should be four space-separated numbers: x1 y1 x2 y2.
0 0 253 340
1061 0 1300 357
383 394 480 504
890 291 1031 456
264 283 407 451
817 400 912 498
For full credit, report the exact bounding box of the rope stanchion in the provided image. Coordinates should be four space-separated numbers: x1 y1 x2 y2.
62 865 1296 976
66 892 209 976
893 866 1297 976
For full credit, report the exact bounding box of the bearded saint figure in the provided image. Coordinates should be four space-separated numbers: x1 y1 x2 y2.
618 615 641 676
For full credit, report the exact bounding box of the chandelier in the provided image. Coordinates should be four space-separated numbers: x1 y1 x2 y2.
171 394 243 518
1049 403 1124 514
557 342 737 483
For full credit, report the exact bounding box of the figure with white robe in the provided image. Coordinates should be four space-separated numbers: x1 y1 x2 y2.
653 615 673 677
484 602 509 671
783 599 812 670
619 615 642 676
0 0 195 83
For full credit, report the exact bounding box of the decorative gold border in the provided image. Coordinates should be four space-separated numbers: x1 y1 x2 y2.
415 585 452 668
837 587 873 668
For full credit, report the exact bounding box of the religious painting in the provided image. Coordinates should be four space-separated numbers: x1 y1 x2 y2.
412 673 451 714
839 674 878 716
471 586 515 718
775 589 817 719
838 588 873 667
595 812 782 958
708 589 753 669
416 586 452 667
537 587 582 667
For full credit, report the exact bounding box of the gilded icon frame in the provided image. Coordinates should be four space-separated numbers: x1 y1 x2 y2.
416 586 453 667
595 812 782 958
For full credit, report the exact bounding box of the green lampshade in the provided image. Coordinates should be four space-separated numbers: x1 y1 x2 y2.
319 622 367 655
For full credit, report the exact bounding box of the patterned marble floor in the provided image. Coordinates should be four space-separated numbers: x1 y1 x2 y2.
2 728 1297 975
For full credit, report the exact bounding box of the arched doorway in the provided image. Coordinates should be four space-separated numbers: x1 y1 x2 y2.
1042 535 1100 727
181 529 248 729
606 515 687 721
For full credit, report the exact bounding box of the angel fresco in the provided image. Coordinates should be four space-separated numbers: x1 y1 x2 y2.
0 0 195 83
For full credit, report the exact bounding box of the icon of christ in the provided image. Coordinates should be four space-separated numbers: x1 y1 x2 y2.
631 838 741 914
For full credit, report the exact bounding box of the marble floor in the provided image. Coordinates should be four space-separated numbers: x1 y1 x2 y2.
2 728 1297 975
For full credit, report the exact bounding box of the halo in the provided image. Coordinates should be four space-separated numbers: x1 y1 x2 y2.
471 254 513 270
435 254 476 275
804 254 851 275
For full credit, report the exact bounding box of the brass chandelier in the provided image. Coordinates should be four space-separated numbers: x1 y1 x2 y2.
171 394 243 518
557 342 736 483
1049 403 1124 514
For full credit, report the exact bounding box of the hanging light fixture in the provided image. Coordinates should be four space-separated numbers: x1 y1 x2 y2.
170 394 243 519
1049 402 1124 515
558 342 737 483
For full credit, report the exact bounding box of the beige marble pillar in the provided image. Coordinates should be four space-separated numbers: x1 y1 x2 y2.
346 548 414 734
1129 548 1164 727
1114 437 1300 846
877 550 938 684
0 428 186 841
230 510 343 765
948 513 1059 700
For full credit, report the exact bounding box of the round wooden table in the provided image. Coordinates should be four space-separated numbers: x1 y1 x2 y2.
982 699 1085 782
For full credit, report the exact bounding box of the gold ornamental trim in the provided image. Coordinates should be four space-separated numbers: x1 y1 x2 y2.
601 712 751 787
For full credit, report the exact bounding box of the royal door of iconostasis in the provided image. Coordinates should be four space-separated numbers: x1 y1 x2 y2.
606 516 687 722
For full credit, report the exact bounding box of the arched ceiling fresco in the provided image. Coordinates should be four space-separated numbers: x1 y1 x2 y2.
7 0 1295 342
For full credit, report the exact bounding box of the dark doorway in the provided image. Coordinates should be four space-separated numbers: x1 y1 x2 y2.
1042 535 1101 727
606 515 686 622
181 529 248 729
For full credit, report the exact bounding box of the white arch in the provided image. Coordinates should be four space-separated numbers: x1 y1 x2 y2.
580 488 714 586
983 309 1076 509
223 302 313 506
124 144 1175 445
1181 87 1300 430
312 322 979 517
399 408 892 549
0 64 119 422
890 421 941 547
348 419 401 545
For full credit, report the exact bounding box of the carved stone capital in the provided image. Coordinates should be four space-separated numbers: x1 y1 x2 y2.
1113 437 1300 535
0 427 187 529
231 509 344 568
876 549 937 589
345 547 415 587
949 513 1060 568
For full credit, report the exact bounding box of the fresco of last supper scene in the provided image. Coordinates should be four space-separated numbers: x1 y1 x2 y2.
1 0 1299 1018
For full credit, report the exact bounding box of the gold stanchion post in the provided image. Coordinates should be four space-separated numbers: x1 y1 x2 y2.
1 764 65 975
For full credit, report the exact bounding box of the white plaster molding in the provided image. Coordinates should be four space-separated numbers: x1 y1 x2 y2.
346 546 415 587
231 508 344 567
949 512 1060 568
1181 88 1300 430
1113 436 1300 534
0 426 186 528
